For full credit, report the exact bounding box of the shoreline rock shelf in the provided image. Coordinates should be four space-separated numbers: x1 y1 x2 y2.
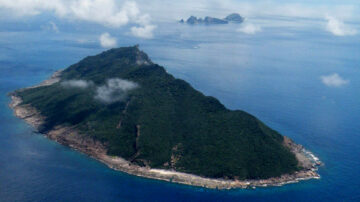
9 74 322 190
10 93 321 189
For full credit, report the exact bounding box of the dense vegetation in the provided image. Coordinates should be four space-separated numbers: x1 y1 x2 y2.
16 46 299 179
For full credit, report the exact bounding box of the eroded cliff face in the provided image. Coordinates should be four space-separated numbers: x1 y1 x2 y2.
283 136 321 169
47 126 107 156
10 94 106 157
10 96 45 129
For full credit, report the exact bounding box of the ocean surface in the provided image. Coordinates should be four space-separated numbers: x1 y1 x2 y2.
0 16 360 201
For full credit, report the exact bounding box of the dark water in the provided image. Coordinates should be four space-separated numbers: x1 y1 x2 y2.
0 17 360 201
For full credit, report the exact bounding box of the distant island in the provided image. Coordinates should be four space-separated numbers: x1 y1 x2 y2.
9 46 321 189
180 13 244 25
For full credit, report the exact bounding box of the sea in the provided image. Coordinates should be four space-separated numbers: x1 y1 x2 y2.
0 15 359 201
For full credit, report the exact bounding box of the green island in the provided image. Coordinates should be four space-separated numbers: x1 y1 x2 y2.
10 46 321 189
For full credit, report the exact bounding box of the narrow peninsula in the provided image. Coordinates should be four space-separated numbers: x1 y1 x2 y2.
9 46 321 189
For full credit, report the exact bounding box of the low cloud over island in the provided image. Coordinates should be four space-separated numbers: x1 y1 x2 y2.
61 78 139 104
61 79 94 88
95 78 138 103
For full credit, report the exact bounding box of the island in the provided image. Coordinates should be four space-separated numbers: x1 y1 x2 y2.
9 46 321 189
180 13 244 25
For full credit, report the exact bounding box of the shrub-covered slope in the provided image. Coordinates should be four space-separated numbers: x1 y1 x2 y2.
16 46 299 179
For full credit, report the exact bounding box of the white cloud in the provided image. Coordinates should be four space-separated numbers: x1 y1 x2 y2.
321 73 349 87
0 0 156 36
0 0 67 16
237 23 261 34
95 78 138 104
61 80 93 88
1 0 359 23
41 21 60 33
68 0 139 28
99 33 117 48
131 25 156 39
325 16 357 36
61 78 138 104
133 0 358 23
49 21 59 32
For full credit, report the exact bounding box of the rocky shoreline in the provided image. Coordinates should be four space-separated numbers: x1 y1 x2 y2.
9 72 322 189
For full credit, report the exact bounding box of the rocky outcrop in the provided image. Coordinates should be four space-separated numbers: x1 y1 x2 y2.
10 96 45 129
224 13 244 23
183 16 228 25
283 136 322 168
180 13 244 25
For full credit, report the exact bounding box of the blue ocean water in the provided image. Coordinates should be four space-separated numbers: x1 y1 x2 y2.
0 17 360 201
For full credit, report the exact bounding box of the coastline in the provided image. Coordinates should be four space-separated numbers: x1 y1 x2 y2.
8 72 322 189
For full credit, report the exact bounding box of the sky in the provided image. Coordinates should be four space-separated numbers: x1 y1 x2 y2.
0 0 359 46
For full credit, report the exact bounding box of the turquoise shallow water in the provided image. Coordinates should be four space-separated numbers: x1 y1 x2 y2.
0 17 360 201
